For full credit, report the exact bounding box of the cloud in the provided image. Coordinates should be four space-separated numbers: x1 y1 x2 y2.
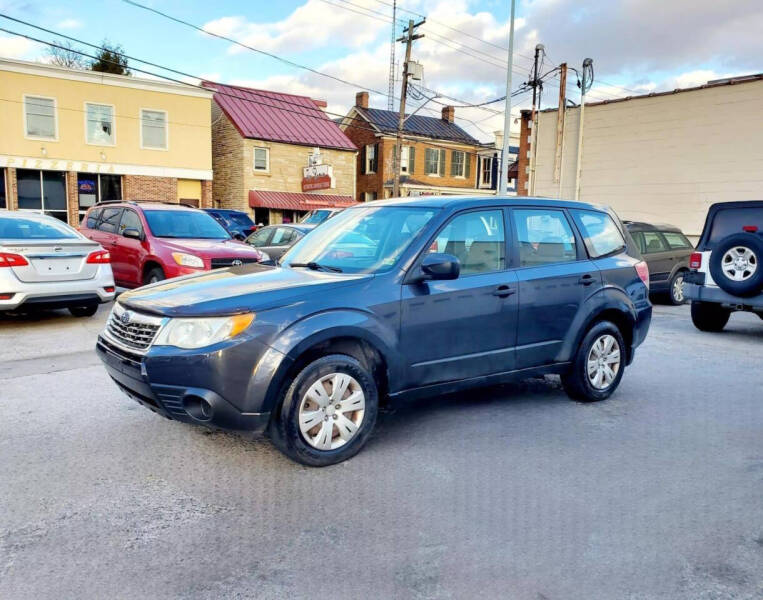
56 18 82 30
0 34 40 59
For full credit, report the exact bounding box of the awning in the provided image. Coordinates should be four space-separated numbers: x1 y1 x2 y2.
249 190 358 211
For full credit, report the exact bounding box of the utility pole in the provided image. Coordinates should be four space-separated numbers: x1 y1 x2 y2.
574 58 593 201
528 43 544 195
497 0 516 196
393 18 424 198
553 62 567 187
387 0 397 110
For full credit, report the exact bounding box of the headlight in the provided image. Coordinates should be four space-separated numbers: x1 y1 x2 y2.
153 313 255 349
172 252 204 268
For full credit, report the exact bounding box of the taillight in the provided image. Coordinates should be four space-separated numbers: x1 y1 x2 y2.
0 252 29 267
87 250 111 264
689 252 702 269
742 225 758 233
104 286 115 293
634 261 649 289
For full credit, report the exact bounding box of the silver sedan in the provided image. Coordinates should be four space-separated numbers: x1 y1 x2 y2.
0 211 115 316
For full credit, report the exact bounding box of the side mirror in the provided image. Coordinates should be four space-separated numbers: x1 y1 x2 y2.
420 253 460 281
123 228 142 240
234 232 246 241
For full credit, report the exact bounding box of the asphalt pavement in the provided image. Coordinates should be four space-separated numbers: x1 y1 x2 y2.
1 303 761 599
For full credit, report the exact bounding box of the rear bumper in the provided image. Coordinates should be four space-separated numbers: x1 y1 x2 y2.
684 282 763 309
0 268 115 310
96 335 271 435
629 304 652 365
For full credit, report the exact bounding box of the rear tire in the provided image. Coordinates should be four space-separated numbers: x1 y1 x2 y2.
562 321 626 403
143 267 165 285
68 303 98 318
272 354 378 466
668 270 687 305
690 301 730 332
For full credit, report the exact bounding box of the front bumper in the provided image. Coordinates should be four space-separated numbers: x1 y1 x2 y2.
684 282 763 310
96 335 273 435
0 266 115 310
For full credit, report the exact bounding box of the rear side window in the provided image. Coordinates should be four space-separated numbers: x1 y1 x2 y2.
708 207 763 246
642 232 668 254
85 207 102 229
98 208 123 233
662 231 692 249
572 210 625 258
514 208 577 266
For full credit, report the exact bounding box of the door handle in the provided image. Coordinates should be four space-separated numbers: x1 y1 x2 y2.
578 274 595 286
492 285 516 297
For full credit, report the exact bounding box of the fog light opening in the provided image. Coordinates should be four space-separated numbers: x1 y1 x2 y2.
0 293 14 300
183 394 213 421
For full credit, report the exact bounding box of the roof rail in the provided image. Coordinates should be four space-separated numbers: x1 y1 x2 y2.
92 199 200 209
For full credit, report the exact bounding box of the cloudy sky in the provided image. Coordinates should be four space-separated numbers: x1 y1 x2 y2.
1 0 761 141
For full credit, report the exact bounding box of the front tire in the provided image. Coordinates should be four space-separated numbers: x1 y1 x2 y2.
690 301 730 332
68 303 98 317
562 321 626 402
272 354 378 466
143 267 165 285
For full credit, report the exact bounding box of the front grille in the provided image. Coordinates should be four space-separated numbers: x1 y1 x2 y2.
211 257 260 269
104 304 164 353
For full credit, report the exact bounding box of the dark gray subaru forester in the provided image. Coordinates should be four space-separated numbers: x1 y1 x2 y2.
97 197 652 466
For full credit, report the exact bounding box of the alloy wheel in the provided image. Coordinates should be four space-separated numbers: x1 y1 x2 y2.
298 373 366 450
586 334 621 390
721 246 757 282
672 275 685 303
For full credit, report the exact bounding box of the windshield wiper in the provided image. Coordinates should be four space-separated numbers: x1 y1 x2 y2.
289 261 343 273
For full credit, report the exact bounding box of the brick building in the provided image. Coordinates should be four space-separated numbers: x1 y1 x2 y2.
340 92 494 201
0 58 213 224
203 82 358 225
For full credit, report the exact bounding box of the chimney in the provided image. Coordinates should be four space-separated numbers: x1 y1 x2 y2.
356 91 369 109
442 105 455 123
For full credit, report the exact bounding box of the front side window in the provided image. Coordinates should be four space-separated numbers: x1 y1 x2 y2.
247 227 273 247
572 210 625 258
270 227 297 247
425 148 445 176
283 206 436 274
86 103 115 145
141 109 168 149
429 209 506 275
24 96 57 139
254 147 269 172
143 210 230 239
514 208 577 267
119 209 143 235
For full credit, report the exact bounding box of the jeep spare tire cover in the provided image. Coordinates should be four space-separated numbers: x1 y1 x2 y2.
709 233 763 297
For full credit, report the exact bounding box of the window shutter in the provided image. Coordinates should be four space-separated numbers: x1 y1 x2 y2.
373 143 379 173
361 145 366 173
465 154 471 180
408 146 415 173
439 149 446 176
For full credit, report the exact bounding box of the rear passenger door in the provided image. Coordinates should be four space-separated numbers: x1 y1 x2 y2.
510 207 601 369
640 231 673 288
89 207 122 251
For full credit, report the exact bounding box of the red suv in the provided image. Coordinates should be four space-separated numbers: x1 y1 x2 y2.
80 201 266 287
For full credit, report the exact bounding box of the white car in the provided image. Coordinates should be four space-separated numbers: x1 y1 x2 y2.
0 211 115 316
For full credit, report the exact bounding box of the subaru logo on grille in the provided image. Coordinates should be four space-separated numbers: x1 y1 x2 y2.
232 259 243 266
121 311 131 325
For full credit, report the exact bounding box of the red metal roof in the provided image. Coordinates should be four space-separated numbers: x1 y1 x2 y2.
249 191 357 211
204 82 357 151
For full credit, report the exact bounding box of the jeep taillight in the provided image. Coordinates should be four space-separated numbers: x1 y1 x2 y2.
689 252 702 269
742 225 758 233
635 261 649 289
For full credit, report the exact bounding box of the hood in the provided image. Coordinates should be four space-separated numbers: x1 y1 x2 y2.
118 263 371 317
158 238 263 258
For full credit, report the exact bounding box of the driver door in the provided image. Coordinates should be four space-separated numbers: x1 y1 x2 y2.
399 208 519 388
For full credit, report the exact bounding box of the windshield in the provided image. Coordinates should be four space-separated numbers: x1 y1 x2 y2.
283 206 437 273
0 215 79 240
144 210 230 239
301 209 333 225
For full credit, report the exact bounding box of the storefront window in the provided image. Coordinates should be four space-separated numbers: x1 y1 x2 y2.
78 173 122 221
0 169 6 209
17 169 68 222
85 103 115 145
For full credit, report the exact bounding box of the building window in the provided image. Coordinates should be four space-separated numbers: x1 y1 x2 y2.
253 147 269 172
425 148 445 176
140 109 168 149
0 169 6 209
400 146 415 174
480 157 493 187
364 191 377 202
24 95 57 140
365 143 378 174
77 173 122 221
451 151 466 177
16 169 68 222
85 103 115 145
